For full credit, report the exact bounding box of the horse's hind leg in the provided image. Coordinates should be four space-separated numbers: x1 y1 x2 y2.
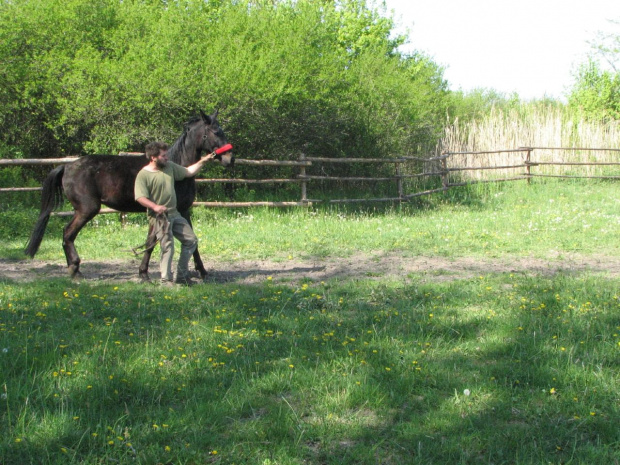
180 210 208 280
192 248 208 281
138 247 155 281
62 209 98 278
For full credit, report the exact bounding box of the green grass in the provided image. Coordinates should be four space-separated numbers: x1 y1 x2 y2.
2 180 620 464
5 179 620 263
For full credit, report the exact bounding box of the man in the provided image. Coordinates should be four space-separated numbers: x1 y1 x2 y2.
134 141 214 285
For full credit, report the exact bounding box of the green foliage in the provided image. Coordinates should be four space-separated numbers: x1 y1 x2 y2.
0 143 41 209
447 88 521 123
0 0 450 165
446 88 567 125
568 60 620 121
567 21 620 122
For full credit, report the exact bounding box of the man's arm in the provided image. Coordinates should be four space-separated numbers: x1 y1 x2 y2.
136 196 167 215
185 152 216 178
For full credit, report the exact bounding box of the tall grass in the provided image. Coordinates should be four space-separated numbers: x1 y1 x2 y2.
439 105 620 180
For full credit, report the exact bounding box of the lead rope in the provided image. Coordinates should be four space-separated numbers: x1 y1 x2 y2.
129 213 170 256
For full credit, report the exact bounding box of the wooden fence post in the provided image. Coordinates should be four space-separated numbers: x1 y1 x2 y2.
299 152 308 203
395 161 403 201
525 148 532 185
441 155 449 191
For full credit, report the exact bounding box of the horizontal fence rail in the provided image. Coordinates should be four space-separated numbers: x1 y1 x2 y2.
1 147 618 215
0 157 79 166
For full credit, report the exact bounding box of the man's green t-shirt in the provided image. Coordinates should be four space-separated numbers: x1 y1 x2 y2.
134 162 190 218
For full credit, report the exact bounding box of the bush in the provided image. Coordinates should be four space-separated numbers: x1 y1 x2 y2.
0 0 450 171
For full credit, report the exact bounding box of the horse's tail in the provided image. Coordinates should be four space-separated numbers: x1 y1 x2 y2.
25 165 66 257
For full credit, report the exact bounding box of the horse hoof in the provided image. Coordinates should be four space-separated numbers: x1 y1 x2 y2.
70 270 83 281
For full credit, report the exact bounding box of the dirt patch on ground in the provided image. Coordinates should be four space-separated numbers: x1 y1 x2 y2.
1 252 619 286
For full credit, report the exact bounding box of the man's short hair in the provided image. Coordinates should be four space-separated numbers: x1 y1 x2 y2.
145 141 169 160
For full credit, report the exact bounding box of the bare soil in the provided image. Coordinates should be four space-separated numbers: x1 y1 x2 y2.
1 252 619 286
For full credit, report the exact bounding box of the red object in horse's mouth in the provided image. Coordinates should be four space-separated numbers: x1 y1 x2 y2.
215 144 233 155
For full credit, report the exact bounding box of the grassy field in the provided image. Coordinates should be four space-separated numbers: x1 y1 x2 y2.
1 180 620 464
5 179 620 264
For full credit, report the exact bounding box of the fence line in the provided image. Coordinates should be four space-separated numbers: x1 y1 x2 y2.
525 147 620 152
305 156 407 164
0 157 79 166
196 178 302 184
1 148 618 214
527 161 620 166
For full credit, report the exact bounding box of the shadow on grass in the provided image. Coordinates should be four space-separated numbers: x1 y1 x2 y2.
1 272 619 464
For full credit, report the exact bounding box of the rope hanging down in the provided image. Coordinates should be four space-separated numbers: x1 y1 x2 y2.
129 213 170 256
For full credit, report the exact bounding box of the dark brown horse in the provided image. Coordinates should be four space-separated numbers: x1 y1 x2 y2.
25 110 233 280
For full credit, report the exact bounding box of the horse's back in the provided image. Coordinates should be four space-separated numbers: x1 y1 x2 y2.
63 155 148 213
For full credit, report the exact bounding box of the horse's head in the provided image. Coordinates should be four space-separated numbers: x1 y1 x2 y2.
199 110 234 167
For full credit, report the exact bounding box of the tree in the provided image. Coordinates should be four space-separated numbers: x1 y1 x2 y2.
568 60 620 121
0 0 450 165
567 19 620 122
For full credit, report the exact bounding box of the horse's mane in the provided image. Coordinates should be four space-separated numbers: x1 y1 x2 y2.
167 116 202 166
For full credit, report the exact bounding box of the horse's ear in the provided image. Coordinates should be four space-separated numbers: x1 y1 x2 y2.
200 109 211 124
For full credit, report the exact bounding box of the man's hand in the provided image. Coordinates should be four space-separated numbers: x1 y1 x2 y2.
152 205 167 215
136 196 166 215
201 152 216 162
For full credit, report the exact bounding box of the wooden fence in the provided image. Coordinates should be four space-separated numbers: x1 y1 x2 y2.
1 147 619 215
